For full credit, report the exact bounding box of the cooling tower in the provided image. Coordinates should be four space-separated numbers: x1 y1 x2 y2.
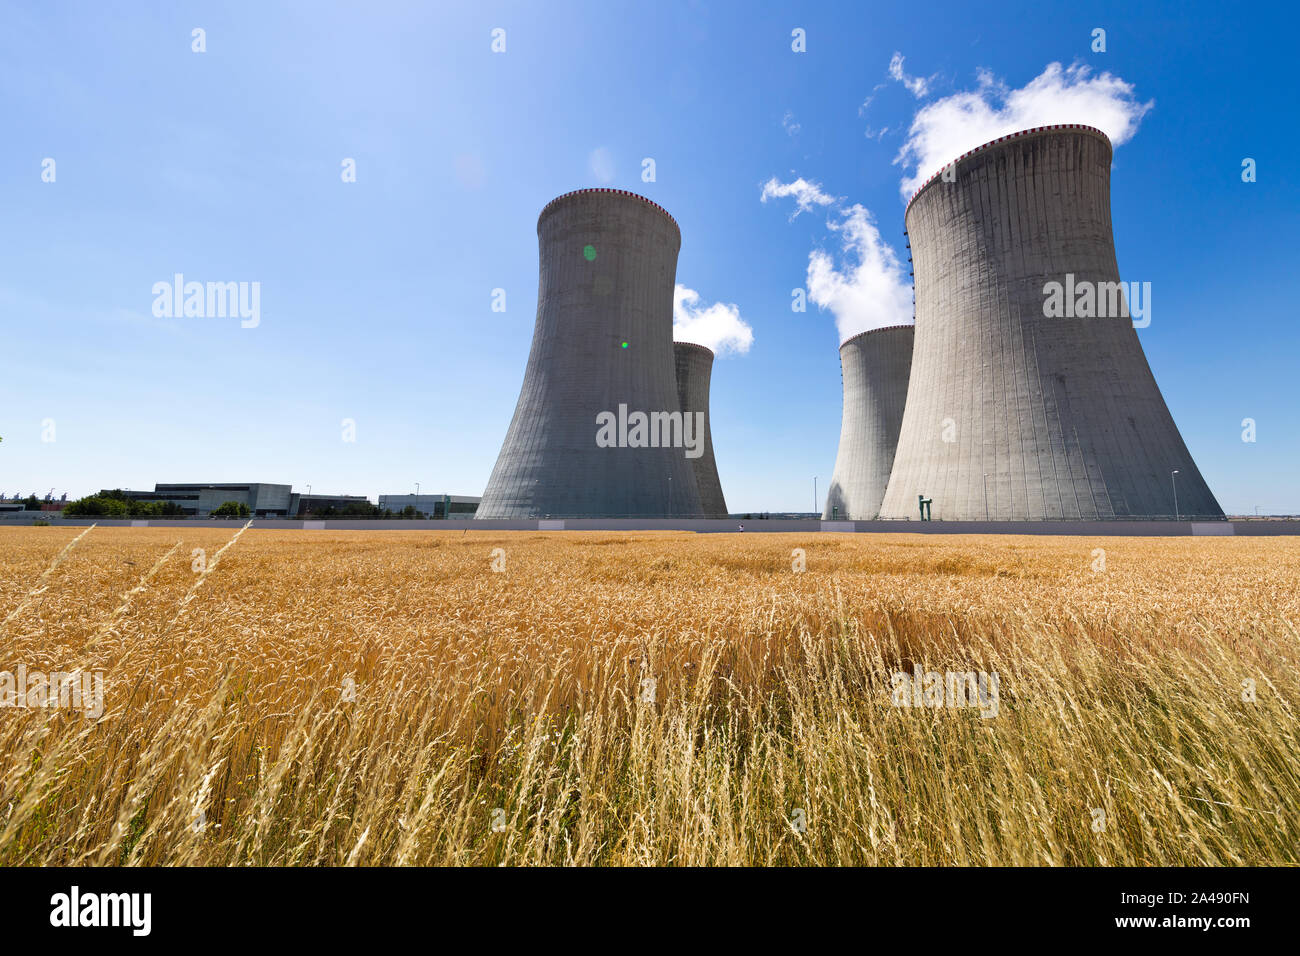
879 125 1222 520
673 342 728 517
822 325 914 520
478 188 703 518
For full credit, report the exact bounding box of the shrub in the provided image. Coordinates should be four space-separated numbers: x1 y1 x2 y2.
63 495 129 517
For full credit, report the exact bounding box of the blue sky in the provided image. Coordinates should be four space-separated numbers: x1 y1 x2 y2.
2 0 1296 514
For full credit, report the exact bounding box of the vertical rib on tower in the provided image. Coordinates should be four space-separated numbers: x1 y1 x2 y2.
822 325 914 520
673 342 728 517
880 126 1222 520
477 189 702 518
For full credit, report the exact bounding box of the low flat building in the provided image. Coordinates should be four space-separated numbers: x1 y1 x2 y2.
118 483 294 517
378 493 480 518
289 493 374 517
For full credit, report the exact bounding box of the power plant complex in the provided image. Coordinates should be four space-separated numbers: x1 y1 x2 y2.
481 127 1221 521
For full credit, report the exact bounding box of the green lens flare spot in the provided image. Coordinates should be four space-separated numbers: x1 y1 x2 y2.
621 341 629 348
583 244 597 261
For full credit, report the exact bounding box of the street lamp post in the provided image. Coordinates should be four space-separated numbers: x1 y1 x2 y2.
305 483 311 519
813 476 818 516
415 481 420 516
1171 470 1180 521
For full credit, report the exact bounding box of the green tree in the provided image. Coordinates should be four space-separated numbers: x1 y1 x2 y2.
75 492 189 518
64 495 129 517
210 501 250 518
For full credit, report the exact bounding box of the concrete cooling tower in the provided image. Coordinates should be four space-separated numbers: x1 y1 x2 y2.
477 188 703 518
673 342 728 517
822 325 914 520
879 125 1222 520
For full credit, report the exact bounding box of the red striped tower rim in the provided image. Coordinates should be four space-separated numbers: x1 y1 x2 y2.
672 340 715 357
540 187 680 233
839 323 916 349
904 124 1113 216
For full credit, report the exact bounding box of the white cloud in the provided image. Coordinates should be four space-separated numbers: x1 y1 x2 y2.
673 285 754 356
860 87 890 139
782 110 801 137
859 82 886 117
894 61 1153 197
807 205 914 344
759 176 837 218
760 177 913 343
888 52 932 98
588 147 615 184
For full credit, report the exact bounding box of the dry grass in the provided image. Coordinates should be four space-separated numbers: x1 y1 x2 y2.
0 526 1297 866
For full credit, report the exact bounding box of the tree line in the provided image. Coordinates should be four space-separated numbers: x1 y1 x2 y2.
61 492 438 519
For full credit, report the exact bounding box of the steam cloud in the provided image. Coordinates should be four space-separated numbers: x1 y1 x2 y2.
894 61 1153 196
673 285 754 356
888 52 932 98
760 178 914 344
759 176 837 218
760 59 1151 345
807 205 914 343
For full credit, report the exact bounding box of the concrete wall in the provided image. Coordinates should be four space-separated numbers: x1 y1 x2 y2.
7 514 1295 535
673 342 728 517
880 126 1222 520
477 189 703 518
823 325 914 520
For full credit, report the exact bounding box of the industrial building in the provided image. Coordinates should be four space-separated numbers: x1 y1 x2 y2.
378 493 480 517
116 483 369 517
290 491 374 516
673 342 728 517
477 188 703 518
822 325 914 520
117 483 294 517
879 125 1222 520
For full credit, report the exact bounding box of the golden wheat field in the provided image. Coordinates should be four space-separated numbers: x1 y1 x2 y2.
0 525 1296 866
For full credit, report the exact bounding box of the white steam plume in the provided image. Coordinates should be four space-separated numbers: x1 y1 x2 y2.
759 176 837 218
673 285 754 357
807 205 914 344
894 61 1153 197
